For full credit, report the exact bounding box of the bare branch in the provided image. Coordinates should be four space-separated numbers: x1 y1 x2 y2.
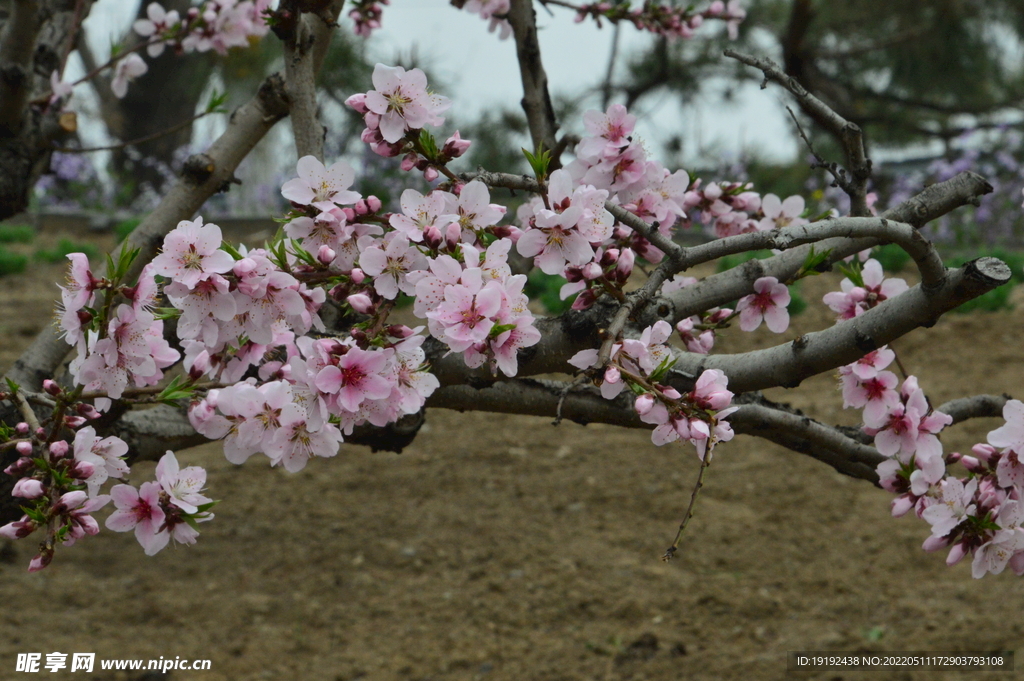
506 0 559 158
282 1 340 161
670 258 1012 393
938 394 1011 426
684 216 946 290
725 49 872 217
428 380 882 481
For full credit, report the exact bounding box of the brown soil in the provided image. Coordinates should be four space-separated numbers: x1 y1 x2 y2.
2 228 1023 681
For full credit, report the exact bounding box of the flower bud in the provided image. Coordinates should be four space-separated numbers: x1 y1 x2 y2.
442 131 471 158
15 441 32 456
581 262 603 280
58 490 87 511
367 196 382 212
423 225 443 249
28 551 52 573
317 245 337 265
922 535 950 552
423 166 439 183
70 460 95 480
661 387 682 400
15 422 28 435
959 455 983 473
945 542 968 566
344 93 369 114
445 223 462 250
76 402 99 419
571 289 597 311
4 456 33 477
600 248 619 267
49 440 69 459
349 268 366 284
386 325 415 338
400 153 418 172
64 415 86 429
563 266 583 283
43 379 62 396
890 495 914 518
12 478 44 499
634 394 655 416
703 182 723 201
347 293 374 314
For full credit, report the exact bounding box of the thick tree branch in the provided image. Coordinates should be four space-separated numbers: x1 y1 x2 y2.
938 394 1011 426
506 0 558 158
0 0 40 132
725 48 872 217
669 258 1011 393
281 0 343 161
429 380 882 481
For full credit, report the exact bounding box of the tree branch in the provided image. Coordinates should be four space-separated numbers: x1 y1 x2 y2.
281 1 341 161
724 48 873 217
506 0 559 159
938 394 1011 426
0 0 40 132
669 258 1011 393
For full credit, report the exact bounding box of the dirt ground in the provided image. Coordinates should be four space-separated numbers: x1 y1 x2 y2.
2 226 1024 681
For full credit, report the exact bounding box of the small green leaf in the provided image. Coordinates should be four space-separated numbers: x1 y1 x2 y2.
522 144 552 183
206 89 229 114
647 354 676 384
489 322 517 338
5 377 20 394
418 129 440 159
220 241 244 261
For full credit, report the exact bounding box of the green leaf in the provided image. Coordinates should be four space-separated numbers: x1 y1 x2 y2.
156 376 194 405
220 241 245 261
206 89 229 114
489 322 517 338
5 377 20 394
418 129 440 159
647 354 677 384
522 144 552 183
153 307 182 321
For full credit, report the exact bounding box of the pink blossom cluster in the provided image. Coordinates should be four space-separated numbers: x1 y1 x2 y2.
823 258 908 319
151 216 323 384
840 349 1024 578
662 274 734 354
461 0 512 40
348 0 389 36
345 64 453 158
569 322 737 459
63 259 179 411
133 0 271 57
1 418 213 570
572 0 746 40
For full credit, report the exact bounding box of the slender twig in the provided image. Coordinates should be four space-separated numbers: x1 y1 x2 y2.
724 49 873 217
506 0 559 160
662 454 710 561
52 110 216 153
12 389 41 433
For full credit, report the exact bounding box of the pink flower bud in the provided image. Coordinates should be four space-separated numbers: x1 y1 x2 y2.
349 268 365 284
43 379 61 396
345 93 369 114
563 266 583 283
442 131 471 158
15 441 32 456
28 552 51 572
634 394 655 416
317 245 337 265
615 248 635 279
922 535 950 552
342 207 357 222
58 490 87 510
401 153 418 172
423 225 443 249
708 1 724 15
703 182 723 201
386 325 415 338
581 262 603 280
971 443 997 463
233 257 257 277
604 366 621 384
367 196 382 212
12 478 44 499
600 248 619 266
49 441 69 459
890 495 914 517
15 422 28 435
423 167 439 183
77 403 99 419
354 199 369 215
71 460 95 480
445 223 461 250
4 456 33 477
347 293 374 314
662 387 682 400
571 289 597 311
959 455 983 473
946 542 968 566
0 518 33 540
64 415 86 428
